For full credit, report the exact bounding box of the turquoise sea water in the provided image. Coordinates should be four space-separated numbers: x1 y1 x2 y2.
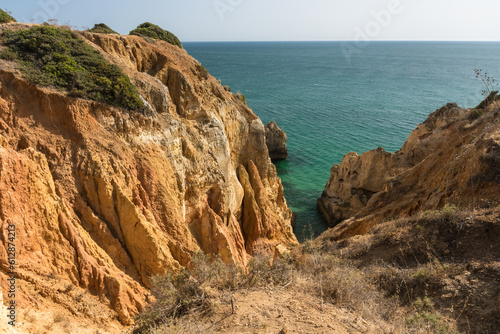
184 41 500 239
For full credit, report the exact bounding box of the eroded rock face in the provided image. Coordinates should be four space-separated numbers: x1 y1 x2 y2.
318 102 500 239
0 25 297 327
265 121 288 161
318 148 396 227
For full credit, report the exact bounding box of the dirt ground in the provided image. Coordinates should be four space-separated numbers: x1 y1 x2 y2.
162 289 371 334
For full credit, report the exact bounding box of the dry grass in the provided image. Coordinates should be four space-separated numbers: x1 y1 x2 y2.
146 317 214 334
133 206 500 334
331 206 500 334
133 247 410 333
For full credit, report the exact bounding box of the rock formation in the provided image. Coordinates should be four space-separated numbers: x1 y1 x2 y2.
265 121 288 161
318 102 500 239
0 24 297 329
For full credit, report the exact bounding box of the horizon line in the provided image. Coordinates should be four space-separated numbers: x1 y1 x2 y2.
183 39 500 43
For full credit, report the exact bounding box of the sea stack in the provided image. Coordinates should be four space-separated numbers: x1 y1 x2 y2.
265 121 288 161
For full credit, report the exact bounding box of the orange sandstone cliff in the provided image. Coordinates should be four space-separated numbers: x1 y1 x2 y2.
0 24 296 331
318 101 500 240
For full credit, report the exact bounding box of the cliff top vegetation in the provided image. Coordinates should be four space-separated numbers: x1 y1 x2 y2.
88 23 118 34
0 25 144 110
130 22 183 48
0 9 16 23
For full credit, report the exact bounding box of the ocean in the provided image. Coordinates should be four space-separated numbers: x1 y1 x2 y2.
184 41 500 240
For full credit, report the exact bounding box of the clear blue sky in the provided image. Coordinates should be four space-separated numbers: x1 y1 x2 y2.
4 0 500 42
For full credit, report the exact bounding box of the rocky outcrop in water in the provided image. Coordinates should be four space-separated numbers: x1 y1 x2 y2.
0 24 297 330
318 101 500 239
265 121 288 161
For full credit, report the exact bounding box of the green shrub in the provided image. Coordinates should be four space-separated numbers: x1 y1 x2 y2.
406 311 454 334
0 48 16 60
421 204 460 222
130 22 182 48
413 297 434 312
87 23 118 34
0 25 143 110
0 9 16 23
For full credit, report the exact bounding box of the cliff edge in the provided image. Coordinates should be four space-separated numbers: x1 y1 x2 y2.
0 24 296 331
318 101 500 239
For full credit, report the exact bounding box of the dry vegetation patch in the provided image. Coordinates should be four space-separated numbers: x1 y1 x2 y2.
322 206 500 334
132 206 499 333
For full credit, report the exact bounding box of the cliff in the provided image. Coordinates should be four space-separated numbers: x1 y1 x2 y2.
0 23 296 331
318 101 500 240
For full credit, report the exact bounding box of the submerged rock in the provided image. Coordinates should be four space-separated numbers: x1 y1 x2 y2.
265 121 288 161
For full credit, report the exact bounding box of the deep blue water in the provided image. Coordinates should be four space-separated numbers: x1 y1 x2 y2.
184 41 500 240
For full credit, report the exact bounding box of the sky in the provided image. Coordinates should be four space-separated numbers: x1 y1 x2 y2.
3 0 500 42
